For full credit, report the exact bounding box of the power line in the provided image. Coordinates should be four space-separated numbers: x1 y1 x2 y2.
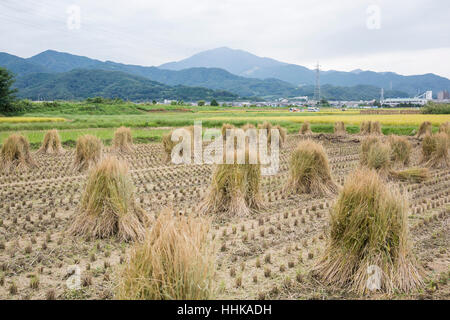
314 62 321 104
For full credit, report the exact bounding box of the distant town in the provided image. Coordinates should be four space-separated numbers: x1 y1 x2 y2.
161 89 450 110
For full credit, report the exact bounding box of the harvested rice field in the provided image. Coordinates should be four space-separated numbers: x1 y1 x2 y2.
0 130 449 300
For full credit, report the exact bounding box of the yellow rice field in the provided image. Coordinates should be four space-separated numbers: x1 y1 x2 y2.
206 114 450 126
0 117 67 123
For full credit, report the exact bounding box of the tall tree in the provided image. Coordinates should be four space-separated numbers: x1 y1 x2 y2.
0 67 18 114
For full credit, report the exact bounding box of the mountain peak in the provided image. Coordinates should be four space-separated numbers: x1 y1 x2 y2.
28 50 101 72
159 47 286 76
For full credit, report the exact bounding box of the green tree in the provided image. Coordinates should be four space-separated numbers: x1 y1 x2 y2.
319 98 329 107
210 99 219 106
198 100 205 106
0 67 18 114
152 100 157 105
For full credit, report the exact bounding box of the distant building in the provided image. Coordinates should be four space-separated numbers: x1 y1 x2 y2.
437 90 450 100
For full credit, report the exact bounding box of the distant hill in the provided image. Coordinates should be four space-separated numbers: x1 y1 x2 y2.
13 69 238 101
160 47 450 96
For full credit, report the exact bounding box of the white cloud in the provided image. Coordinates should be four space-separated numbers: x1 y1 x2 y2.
0 0 449 77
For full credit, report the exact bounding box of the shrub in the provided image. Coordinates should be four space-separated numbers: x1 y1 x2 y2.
37 129 64 155
116 210 214 299
0 134 36 172
200 149 263 218
422 103 450 114
314 169 423 294
69 156 149 241
113 126 133 153
285 140 337 196
73 135 102 172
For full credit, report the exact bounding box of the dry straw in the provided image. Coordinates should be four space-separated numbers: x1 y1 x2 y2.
389 167 430 183
113 126 133 153
438 121 450 138
366 141 391 175
73 135 102 172
299 121 312 135
257 122 286 148
360 135 381 166
116 210 214 300
421 133 449 168
388 135 411 166
162 126 195 163
241 123 255 131
69 156 149 241
360 121 382 135
362 136 429 182
37 129 64 155
314 169 423 294
200 148 263 218
416 121 432 138
360 121 370 135
221 123 235 139
334 121 346 136
371 121 382 135
285 140 338 196
0 134 37 172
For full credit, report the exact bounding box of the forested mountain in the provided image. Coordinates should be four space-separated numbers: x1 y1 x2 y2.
13 69 238 101
2 49 441 100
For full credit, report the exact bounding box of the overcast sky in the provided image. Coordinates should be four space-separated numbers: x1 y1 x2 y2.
1 0 450 78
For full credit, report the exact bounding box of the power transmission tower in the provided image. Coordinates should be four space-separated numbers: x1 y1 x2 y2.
314 62 321 106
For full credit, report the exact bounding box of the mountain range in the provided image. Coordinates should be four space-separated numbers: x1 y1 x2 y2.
1 47 449 101
161 47 450 96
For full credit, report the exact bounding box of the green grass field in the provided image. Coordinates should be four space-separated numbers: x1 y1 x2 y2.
1 101 448 148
